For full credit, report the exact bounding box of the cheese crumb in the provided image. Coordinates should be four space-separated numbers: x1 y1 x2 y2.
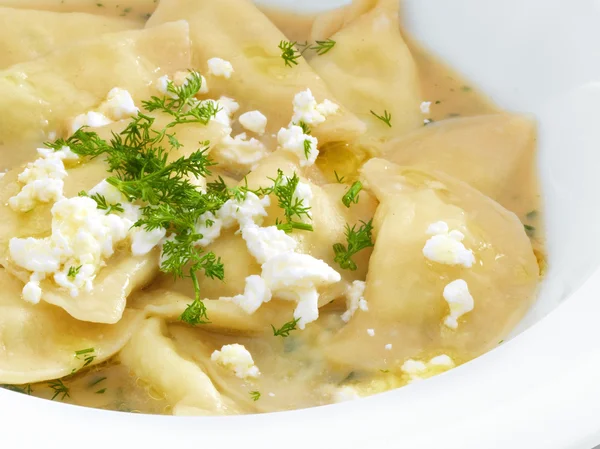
334 386 361 403
228 275 272 314
241 224 298 265
211 344 260 379
101 87 139 120
207 58 234 79
70 111 112 134
238 110 268 135
290 89 339 126
442 279 474 329
420 101 432 114
341 280 368 322
385 343 393 350
217 192 271 229
193 212 223 247
367 328 375 337
277 125 318 167
401 355 455 382
422 221 475 268
216 133 268 170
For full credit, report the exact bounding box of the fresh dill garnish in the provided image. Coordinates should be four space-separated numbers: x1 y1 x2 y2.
424 118 434 126
311 38 336 55
48 379 70 401
524 224 535 237
88 376 107 388
249 391 261 401
380 369 390 374
296 121 311 135
96 2 103 6
75 348 96 369
95 388 107 394
67 265 82 278
303 139 313 160
461 85 472 92
526 210 538 220
279 40 302 67
271 318 301 337
2 384 32 395
44 73 228 326
334 171 346 183
342 181 362 208
333 219 375 271
270 171 313 233
82 192 124 214
370 109 392 127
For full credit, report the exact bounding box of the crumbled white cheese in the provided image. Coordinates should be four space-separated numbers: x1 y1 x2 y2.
261 252 341 329
334 386 361 403
401 355 455 382
442 279 474 329
8 148 75 212
423 221 475 268
193 212 223 247
423 118 433 125
0 173 5 180
385 343 393 351
228 274 272 314
217 96 240 115
241 224 298 265
217 192 271 229
277 125 318 167
238 110 268 135
420 101 432 114
207 58 234 79
201 96 239 132
367 328 375 337
290 89 339 126
102 87 139 120
131 227 167 257
211 344 259 379
216 133 268 170
341 280 368 322
9 196 130 302
70 111 112 134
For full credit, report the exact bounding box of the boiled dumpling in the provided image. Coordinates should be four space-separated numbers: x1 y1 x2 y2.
325 158 539 370
0 0 157 17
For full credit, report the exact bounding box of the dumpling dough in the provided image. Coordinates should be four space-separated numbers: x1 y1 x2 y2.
325 159 539 370
0 268 143 384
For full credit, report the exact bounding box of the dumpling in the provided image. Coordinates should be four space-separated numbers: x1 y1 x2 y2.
308 0 423 143
0 7 141 69
382 113 539 217
118 318 240 415
325 159 539 370
0 20 190 143
146 0 366 145
0 268 143 384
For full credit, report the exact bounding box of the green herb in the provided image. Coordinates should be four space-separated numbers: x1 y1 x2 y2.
249 391 261 401
296 121 311 135
435 100 441 104
2 384 32 395
380 369 390 374
333 219 375 271
67 265 82 278
303 139 313 160
311 38 336 55
96 2 103 6
75 348 96 369
78 191 125 214
271 318 301 337
461 85 472 92
498 340 504 345
424 118 434 126
526 210 538 220
334 171 345 183
271 171 313 233
279 41 302 67
48 379 70 401
370 109 392 127
95 388 107 394
342 181 362 208
88 376 107 388
524 224 535 237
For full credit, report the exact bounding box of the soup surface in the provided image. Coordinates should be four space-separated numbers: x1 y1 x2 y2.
0 0 543 415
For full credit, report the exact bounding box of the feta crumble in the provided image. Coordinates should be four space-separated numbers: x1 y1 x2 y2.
422 221 475 268
442 279 474 329
420 101 432 114
70 111 112 134
238 110 268 135
367 328 375 337
216 133 268 170
241 224 298 265
228 274 272 314
193 212 223 247
101 87 139 120
217 192 271 229
401 354 455 382
341 280 369 322
290 89 339 126
207 58 234 79
334 386 361 403
385 343 393 350
277 125 318 167
211 344 260 379
261 252 341 329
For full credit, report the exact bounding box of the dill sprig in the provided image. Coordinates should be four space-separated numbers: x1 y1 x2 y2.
333 219 375 271
67 265 82 278
279 40 302 67
74 348 96 369
250 391 261 401
270 171 313 233
370 109 392 127
2 384 32 395
311 38 336 55
271 318 301 337
48 379 70 401
334 171 346 183
342 181 362 208
303 139 313 160
79 191 124 214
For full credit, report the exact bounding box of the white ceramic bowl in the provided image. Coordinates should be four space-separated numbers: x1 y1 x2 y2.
3 1 600 448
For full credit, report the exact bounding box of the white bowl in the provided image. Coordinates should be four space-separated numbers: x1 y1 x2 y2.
3 1 600 448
